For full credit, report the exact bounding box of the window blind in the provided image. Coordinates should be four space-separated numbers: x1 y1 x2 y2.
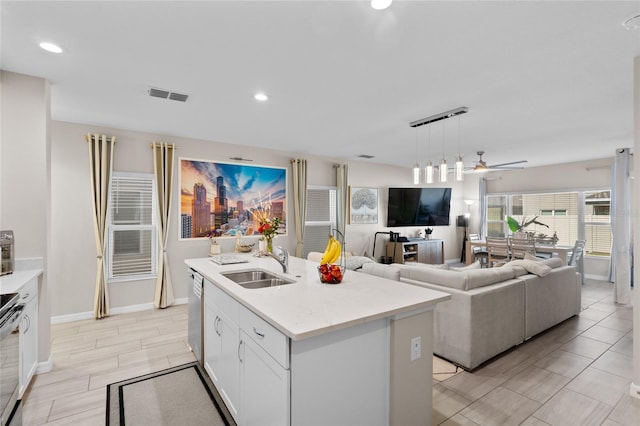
107 174 157 280
303 187 336 258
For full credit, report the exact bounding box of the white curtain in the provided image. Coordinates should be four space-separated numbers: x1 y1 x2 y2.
612 148 632 304
335 164 348 238
290 159 308 258
479 178 487 238
152 142 176 309
85 133 115 319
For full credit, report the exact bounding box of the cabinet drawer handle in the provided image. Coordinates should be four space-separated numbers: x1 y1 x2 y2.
238 340 244 363
253 327 265 338
22 293 29 300
214 316 221 336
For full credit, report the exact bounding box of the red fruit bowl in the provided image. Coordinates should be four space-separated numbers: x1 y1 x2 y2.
317 264 345 284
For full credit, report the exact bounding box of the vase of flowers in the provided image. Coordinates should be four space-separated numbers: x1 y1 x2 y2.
258 217 280 253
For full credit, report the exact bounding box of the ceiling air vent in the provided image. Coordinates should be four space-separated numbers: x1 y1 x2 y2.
358 154 375 159
148 87 189 102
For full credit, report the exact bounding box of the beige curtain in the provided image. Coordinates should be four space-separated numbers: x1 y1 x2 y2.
85 133 116 319
334 164 349 238
152 142 176 308
290 159 308 257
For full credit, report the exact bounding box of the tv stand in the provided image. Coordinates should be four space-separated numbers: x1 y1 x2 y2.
386 239 444 265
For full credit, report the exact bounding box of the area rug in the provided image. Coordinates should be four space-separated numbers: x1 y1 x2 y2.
106 362 235 426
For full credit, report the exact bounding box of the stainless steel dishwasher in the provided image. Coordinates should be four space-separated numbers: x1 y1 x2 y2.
188 269 204 364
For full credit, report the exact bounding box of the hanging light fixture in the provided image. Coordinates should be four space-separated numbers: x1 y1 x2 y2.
440 120 448 183
412 128 420 184
455 115 464 181
425 124 434 184
408 106 469 184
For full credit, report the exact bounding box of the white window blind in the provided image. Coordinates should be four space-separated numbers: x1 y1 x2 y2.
303 187 336 258
107 173 157 281
584 190 611 256
512 192 579 246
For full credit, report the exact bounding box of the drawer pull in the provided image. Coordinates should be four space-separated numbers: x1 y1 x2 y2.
253 327 265 338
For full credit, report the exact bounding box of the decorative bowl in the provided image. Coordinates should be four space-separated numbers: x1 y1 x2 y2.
236 243 255 253
317 264 345 284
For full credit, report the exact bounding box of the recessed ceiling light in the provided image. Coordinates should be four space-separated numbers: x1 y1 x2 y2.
254 93 268 102
371 0 392 10
622 14 640 30
39 42 63 53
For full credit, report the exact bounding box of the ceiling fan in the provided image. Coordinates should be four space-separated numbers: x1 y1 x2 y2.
469 151 527 172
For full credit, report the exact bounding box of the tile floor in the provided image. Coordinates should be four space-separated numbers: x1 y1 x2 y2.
433 279 639 426
20 279 638 425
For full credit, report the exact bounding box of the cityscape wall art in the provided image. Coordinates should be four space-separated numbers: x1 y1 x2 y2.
179 158 287 239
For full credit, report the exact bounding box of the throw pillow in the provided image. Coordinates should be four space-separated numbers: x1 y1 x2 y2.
508 259 552 277
345 256 376 271
450 261 481 272
360 263 401 281
524 252 541 262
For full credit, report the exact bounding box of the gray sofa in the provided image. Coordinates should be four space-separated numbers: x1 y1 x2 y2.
361 258 581 370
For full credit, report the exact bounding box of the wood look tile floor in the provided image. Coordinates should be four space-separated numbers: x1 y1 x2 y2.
434 279 639 426
21 279 637 425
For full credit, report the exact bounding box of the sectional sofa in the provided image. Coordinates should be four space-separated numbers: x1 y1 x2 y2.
361 258 581 370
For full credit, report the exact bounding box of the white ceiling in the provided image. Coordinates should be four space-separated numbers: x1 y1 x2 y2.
2 1 639 170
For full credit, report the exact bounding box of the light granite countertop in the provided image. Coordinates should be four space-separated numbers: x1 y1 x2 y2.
185 255 450 341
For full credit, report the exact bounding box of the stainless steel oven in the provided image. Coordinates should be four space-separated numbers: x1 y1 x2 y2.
1 293 23 426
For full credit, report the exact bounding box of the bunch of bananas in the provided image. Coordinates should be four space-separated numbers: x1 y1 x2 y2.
320 235 342 265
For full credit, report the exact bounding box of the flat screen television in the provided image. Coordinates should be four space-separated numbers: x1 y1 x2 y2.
387 187 452 227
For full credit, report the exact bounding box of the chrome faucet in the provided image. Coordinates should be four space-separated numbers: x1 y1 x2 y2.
264 246 289 273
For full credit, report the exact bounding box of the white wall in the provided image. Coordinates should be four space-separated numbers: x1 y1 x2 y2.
49 120 477 317
0 70 52 364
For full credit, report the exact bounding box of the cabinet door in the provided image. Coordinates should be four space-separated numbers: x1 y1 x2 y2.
19 296 38 397
204 281 241 421
240 331 290 426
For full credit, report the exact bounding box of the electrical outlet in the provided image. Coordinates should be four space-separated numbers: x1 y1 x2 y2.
411 336 421 361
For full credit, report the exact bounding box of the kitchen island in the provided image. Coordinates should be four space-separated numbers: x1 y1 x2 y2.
186 254 450 426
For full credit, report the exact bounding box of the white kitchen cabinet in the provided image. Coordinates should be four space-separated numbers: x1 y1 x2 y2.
239 330 290 426
18 276 38 397
203 280 240 419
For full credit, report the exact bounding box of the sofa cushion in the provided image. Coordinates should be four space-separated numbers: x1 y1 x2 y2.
524 252 564 269
345 256 376 271
360 263 401 281
398 262 449 270
400 267 467 290
450 261 481 271
463 267 518 290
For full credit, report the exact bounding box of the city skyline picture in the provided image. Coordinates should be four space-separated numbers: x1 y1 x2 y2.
179 158 287 239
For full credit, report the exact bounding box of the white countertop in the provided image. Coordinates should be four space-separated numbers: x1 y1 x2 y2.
186 255 450 341
0 268 43 294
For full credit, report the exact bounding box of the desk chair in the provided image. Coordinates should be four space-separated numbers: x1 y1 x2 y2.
486 237 510 267
569 240 586 284
469 234 489 267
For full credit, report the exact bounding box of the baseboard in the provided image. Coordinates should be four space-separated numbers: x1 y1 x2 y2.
584 274 610 282
36 354 54 374
50 297 189 324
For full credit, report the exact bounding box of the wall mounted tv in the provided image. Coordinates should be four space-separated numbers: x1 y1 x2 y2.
387 187 452 227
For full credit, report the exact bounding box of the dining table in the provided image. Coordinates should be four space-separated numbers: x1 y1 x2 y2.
465 239 574 266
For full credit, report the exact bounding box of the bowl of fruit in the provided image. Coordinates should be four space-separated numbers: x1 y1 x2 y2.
317 233 345 284
317 264 345 284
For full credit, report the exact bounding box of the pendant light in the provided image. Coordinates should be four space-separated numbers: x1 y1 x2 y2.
425 124 434 184
439 120 448 183
455 116 464 181
412 128 420 184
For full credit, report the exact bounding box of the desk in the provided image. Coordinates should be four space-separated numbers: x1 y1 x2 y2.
465 240 573 266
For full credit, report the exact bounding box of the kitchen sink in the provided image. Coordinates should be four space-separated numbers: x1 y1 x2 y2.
221 269 295 289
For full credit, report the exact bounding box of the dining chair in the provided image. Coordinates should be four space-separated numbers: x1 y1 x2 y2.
569 240 586 284
486 236 510 267
509 236 536 260
468 233 489 267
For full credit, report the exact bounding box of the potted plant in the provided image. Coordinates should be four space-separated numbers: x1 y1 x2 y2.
424 228 433 239
507 216 549 238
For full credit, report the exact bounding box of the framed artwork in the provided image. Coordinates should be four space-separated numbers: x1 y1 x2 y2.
349 186 378 224
179 158 287 239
